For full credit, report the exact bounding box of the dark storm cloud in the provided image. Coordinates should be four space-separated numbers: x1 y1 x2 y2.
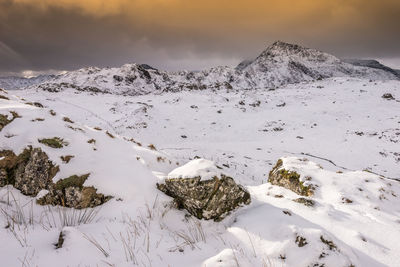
1 0 400 75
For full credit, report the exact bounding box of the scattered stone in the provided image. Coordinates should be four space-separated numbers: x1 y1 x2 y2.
157 174 251 221
38 137 68 148
87 139 96 144
63 117 74 123
268 159 315 196
276 102 286 107
249 100 261 107
320 236 337 251
26 102 44 108
49 110 57 116
382 93 395 100
293 198 315 207
31 118 45 122
342 197 353 204
295 235 308 247
60 155 74 164
148 144 157 150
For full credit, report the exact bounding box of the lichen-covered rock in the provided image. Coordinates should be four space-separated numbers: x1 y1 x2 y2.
268 159 314 197
157 174 251 221
0 147 110 209
14 147 60 196
37 174 111 209
0 147 58 194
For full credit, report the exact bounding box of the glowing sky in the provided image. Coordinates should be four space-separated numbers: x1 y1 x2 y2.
1 0 400 74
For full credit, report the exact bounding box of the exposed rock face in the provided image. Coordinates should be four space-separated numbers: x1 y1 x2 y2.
268 159 314 197
0 147 58 194
14 147 60 196
0 147 109 208
157 174 251 221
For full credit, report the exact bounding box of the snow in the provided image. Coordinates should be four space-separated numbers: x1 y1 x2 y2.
1 42 400 266
167 158 224 181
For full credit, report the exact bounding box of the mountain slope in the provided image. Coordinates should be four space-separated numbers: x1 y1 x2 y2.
29 41 399 96
0 74 56 90
240 41 398 88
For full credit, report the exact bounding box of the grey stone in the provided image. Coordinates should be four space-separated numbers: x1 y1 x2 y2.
157 174 250 221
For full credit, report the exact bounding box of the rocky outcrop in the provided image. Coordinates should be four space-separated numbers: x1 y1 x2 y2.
157 174 251 221
0 111 20 131
0 147 109 208
268 159 315 197
37 174 111 209
0 147 59 194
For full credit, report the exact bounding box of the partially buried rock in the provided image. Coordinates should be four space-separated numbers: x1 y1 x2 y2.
0 146 110 209
157 159 251 221
0 147 59 195
269 159 315 197
381 93 395 100
37 174 111 209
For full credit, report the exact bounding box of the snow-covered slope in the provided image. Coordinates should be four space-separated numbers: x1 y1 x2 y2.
0 74 56 90
2 75 399 266
31 41 399 96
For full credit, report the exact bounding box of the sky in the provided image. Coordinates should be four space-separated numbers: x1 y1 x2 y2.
1 0 400 76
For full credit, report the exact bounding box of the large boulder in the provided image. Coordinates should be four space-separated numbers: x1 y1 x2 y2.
157 159 251 221
268 159 315 197
0 146 110 209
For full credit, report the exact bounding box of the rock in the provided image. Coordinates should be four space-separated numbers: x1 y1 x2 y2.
268 159 315 196
37 174 111 209
0 146 110 209
293 197 315 207
0 147 59 195
0 111 20 131
157 173 250 221
382 93 395 100
14 147 60 196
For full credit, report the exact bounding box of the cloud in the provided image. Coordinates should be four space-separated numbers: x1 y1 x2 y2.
0 41 29 71
0 0 400 73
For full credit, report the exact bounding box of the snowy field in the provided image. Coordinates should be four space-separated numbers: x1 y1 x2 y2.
0 77 399 266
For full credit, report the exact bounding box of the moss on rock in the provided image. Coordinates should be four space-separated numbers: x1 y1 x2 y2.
0 147 109 209
157 174 251 221
38 137 68 148
268 159 315 197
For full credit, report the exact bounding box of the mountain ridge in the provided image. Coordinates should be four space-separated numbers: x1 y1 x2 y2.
2 41 399 94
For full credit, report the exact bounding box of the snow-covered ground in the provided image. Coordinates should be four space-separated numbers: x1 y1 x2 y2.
0 75 399 266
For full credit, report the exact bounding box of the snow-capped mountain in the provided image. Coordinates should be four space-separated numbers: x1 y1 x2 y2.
343 59 400 79
0 74 56 90
28 41 400 96
239 41 398 88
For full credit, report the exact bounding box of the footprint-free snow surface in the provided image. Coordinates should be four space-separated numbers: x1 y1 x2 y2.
1 42 400 267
